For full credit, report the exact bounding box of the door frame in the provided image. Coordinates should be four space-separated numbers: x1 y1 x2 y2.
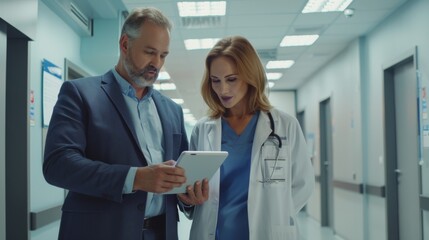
383 46 421 240
0 20 7 240
4 24 31 240
319 97 334 227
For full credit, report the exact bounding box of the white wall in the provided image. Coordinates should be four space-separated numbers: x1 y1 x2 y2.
269 91 296 117
363 0 429 239
298 40 364 240
297 0 429 239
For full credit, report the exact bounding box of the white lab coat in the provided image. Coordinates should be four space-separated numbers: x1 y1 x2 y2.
186 109 315 240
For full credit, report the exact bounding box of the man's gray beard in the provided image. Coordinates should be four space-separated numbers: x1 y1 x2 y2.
124 59 156 88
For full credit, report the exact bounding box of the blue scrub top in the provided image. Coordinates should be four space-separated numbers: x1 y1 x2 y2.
216 111 259 240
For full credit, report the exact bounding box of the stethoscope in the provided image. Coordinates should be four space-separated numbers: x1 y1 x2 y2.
268 111 282 148
259 112 283 183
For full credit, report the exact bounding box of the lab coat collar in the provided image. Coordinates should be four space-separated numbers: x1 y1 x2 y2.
251 111 275 158
203 111 275 153
205 118 222 151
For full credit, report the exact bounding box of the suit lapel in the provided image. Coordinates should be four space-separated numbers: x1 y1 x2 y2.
100 71 144 158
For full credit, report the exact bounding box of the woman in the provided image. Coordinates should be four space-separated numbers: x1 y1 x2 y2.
185 36 314 240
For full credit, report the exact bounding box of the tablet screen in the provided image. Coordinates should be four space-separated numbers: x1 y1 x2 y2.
162 151 228 194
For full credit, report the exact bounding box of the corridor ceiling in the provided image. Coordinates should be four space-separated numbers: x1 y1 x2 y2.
57 0 408 120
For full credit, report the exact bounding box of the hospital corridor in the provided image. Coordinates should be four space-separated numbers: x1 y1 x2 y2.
1 0 429 239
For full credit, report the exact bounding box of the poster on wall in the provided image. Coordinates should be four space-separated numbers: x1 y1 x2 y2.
42 59 63 127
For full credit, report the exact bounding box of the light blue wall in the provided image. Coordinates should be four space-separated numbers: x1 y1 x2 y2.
81 18 120 75
27 2 176 239
28 2 96 239
0 0 38 40
297 0 429 239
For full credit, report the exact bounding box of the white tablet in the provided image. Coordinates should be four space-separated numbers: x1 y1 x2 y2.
163 151 228 194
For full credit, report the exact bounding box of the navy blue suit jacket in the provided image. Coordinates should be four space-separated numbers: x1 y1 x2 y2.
43 70 188 240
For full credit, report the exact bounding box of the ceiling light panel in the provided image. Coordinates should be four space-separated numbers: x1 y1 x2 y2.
158 71 171 81
266 73 283 80
184 38 220 50
280 34 319 47
178 1 226 17
302 0 353 13
266 60 295 69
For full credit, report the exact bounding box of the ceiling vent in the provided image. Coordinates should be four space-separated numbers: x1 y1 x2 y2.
257 49 278 60
42 0 93 37
181 16 223 28
69 2 92 34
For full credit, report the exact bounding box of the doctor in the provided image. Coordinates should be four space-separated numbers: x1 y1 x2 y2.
183 36 315 240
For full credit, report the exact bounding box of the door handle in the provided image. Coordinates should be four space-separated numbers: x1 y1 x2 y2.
394 169 401 183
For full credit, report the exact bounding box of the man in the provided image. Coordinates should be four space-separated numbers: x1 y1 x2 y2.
43 7 207 240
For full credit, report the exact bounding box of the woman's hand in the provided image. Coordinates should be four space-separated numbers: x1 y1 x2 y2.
177 178 209 206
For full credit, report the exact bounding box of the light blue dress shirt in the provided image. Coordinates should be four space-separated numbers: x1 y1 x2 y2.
112 69 165 218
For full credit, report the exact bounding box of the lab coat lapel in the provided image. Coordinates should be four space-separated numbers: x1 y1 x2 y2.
252 111 272 159
206 118 221 151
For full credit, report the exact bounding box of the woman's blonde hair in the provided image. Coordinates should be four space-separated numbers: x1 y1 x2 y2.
201 36 272 118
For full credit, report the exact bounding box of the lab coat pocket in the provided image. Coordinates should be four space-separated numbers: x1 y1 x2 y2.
263 158 287 182
260 140 289 184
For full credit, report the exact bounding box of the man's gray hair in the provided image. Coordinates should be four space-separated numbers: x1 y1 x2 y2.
121 7 172 39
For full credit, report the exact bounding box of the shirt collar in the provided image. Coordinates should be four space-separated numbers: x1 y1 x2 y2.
112 67 154 100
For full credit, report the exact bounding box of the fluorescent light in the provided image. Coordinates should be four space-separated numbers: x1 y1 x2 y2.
280 35 319 47
184 38 220 50
268 81 275 88
172 98 184 104
266 72 283 80
182 108 191 114
153 82 177 90
302 0 353 13
158 71 171 80
178 1 226 17
266 60 295 69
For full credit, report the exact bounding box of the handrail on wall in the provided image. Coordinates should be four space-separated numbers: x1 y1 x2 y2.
30 205 62 230
314 175 385 197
